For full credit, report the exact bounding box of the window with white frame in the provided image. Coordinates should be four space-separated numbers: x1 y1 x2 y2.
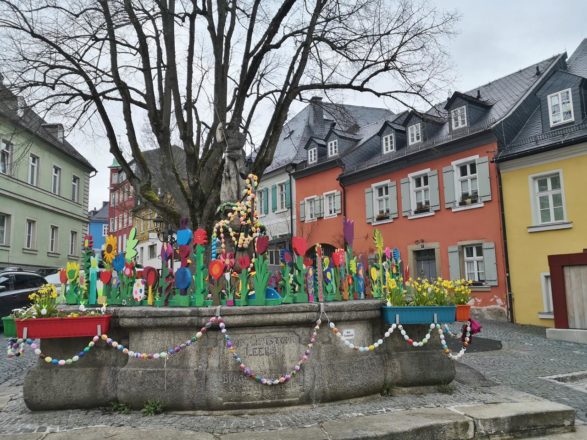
72 175 80 202
382 134 395 154
373 183 391 220
0 140 12 175
28 154 39 186
268 248 282 266
533 172 565 224
102 224 108 237
257 188 265 215
49 226 58 253
324 192 336 217
148 244 157 260
25 219 36 249
0 213 10 245
408 123 422 145
308 147 317 164
277 182 287 211
463 244 485 284
451 106 467 129
52 166 61 195
327 139 339 157
547 89 574 127
110 218 115 232
457 161 479 205
411 173 430 213
306 197 317 221
540 273 553 315
69 230 78 256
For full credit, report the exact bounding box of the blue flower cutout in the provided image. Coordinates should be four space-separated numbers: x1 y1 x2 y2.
113 253 125 272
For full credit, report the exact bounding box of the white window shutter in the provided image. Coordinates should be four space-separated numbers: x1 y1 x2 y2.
299 201 305 222
400 178 411 217
448 245 461 280
388 181 398 219
477 156 492 202
365 188 374 224
443 166 456 208
429 170 440 211
334 191 342 214
482 242 498 286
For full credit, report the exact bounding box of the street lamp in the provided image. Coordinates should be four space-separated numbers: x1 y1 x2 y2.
285 163 297 251
154 215 176 245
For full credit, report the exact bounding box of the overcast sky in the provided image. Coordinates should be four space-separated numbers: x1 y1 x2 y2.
80 0 586 211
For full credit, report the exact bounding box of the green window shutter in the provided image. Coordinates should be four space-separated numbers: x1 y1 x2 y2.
285 180 291 208
316 196 324 218
482 242 498 286
334 191 342 214
429 170 440 211
477 156 492 202
271 185 277 212
448 245 461 280
299 200 306 222
365 188 374 224
443 166 456 209
400 177 411 217
263 188 269 214
388 181 398 219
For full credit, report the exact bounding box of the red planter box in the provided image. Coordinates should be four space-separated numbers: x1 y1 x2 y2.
16 315 111 339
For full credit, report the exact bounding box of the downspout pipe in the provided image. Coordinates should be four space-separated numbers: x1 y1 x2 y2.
495 159 515 323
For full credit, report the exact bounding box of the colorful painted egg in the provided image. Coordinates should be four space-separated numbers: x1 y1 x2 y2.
133 279 146 301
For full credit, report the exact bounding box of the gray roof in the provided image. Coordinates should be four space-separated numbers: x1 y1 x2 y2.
497 39 587 161
89 202 109 222
266 102 394 174
0 84 95 172
343 54 562 176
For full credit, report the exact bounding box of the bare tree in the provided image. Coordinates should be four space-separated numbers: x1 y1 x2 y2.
0 0 456 230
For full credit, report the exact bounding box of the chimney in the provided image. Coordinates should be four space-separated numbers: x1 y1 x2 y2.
42 123 65 143
476 89 481 99
309 96 324 136
536 65 541 76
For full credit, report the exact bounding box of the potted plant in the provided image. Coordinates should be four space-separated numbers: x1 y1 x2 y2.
414 202 430 214
450 279 473 321
381 277 456 325
14 284 111 339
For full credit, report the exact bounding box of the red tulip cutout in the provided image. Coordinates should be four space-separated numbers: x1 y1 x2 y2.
142 267 159 305
99 270 112 285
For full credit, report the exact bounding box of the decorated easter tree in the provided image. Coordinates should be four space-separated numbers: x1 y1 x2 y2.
191 228 208 307
292 237 308 303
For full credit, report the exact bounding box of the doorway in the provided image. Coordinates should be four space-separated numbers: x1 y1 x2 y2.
414 249 437 280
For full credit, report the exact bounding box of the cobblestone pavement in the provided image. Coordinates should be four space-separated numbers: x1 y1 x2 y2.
459 321 587 422
0 320 585 434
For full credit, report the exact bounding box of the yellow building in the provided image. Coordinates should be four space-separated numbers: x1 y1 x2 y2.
500 143 587 326
497 39 587 327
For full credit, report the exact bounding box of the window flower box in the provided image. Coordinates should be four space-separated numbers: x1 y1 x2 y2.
459 193 479 206
414 203 430 214
15 315 111 339
375 212 390 221
382 305 456 325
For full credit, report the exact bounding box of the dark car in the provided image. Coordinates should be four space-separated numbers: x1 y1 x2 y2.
0 271 47 320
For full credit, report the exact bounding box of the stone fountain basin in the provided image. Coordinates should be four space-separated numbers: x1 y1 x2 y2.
23 300 455 411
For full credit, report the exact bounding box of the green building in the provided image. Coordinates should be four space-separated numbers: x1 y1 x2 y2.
0 82 96 272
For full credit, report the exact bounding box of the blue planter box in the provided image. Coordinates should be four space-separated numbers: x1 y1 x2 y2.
382 305 456 325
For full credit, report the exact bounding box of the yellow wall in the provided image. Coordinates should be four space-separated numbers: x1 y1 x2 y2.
500 143 587 326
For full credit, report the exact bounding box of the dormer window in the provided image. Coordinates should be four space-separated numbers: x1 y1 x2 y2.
382 134 395 154
547 89 574 127
327 139 339 157
408 123 422 145
451 106 467 130
308 147 317 164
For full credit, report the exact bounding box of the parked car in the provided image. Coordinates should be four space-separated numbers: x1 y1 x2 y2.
37 267 59 277
0 271 47 321
45 270 85 291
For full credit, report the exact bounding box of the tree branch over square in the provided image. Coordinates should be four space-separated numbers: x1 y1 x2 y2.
0 0 456 229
